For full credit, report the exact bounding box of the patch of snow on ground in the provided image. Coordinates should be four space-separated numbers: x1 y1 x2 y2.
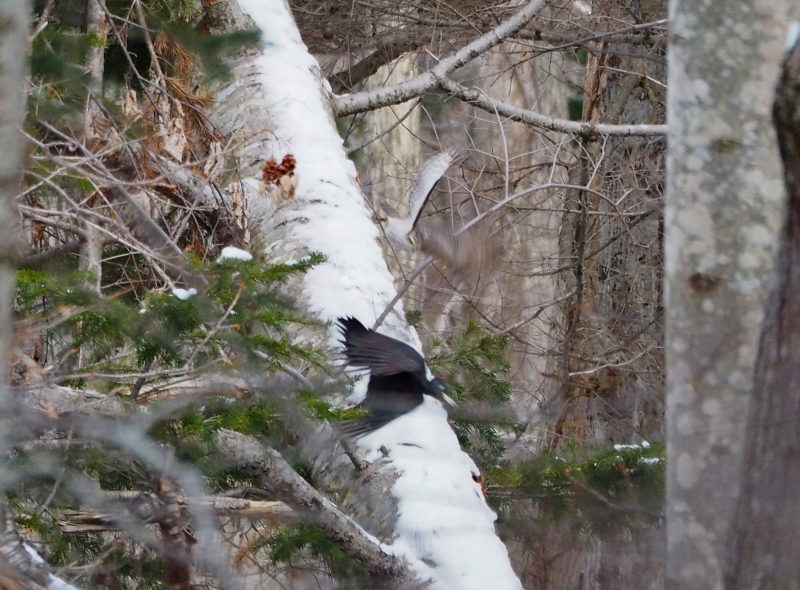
640 457 662 465
614 441 651 451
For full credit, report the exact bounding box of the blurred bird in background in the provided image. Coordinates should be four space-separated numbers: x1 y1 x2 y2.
381 149 460 251
378 149 487 284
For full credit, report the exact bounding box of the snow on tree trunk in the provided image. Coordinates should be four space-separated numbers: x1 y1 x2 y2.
665 1 798 588
208 1 523 588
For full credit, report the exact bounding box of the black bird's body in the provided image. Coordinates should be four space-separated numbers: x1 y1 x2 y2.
337 317 451 437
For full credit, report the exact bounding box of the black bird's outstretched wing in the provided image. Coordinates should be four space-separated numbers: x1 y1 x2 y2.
336 317 433 438
337 317 426 377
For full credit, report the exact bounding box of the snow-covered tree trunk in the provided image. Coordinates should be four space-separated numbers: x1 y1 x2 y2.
665 1 798 588
207 1 523 588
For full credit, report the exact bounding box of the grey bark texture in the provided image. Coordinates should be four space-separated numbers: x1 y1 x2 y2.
665 0 798 588
725 38 800 590
0 0 28 421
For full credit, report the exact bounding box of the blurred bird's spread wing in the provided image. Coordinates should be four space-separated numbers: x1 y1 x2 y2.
415 219 487 283
337 317 425 377
406 149 459 232
414 220 458 262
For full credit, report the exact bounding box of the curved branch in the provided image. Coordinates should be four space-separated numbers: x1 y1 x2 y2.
436 76 666 137
333 0 666 137
215 430 417 586
334 0 546 116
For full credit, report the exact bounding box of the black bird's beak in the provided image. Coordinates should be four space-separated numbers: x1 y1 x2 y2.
431 377 458 408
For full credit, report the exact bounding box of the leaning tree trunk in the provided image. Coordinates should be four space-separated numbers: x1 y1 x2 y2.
204 1 523 588
725 38 800 590
665 1 797 588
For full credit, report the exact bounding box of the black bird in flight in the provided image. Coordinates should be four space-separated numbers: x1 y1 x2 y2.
337 317 455 437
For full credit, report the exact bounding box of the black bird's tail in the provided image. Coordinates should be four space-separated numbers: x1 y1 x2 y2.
337 316 374 369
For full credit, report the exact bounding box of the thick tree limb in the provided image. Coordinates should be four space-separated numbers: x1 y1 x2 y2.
436 76 666 137
329 34 421 94
334 0 546 116
215 429 415 585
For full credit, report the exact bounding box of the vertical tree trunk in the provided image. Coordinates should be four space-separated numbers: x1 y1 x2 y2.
0 2 57 588
0 0 28 422
725 38 800 590
80 0 108 295
665 1 796 588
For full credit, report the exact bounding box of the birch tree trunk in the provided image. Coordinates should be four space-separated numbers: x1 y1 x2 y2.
665 1 798 588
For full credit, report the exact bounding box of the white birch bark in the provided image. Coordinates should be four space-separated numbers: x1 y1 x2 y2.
665 1 799 587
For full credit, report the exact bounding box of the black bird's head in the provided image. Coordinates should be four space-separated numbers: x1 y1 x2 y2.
427 376 458 408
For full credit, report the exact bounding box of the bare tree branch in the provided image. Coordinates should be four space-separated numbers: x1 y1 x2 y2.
59 494 295 533
334 0 547 115
333 0 666 137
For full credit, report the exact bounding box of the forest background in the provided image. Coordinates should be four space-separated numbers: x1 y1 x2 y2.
0 0 799 589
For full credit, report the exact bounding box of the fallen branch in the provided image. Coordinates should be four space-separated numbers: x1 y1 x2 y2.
215 429 416 585
58 492 294 533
